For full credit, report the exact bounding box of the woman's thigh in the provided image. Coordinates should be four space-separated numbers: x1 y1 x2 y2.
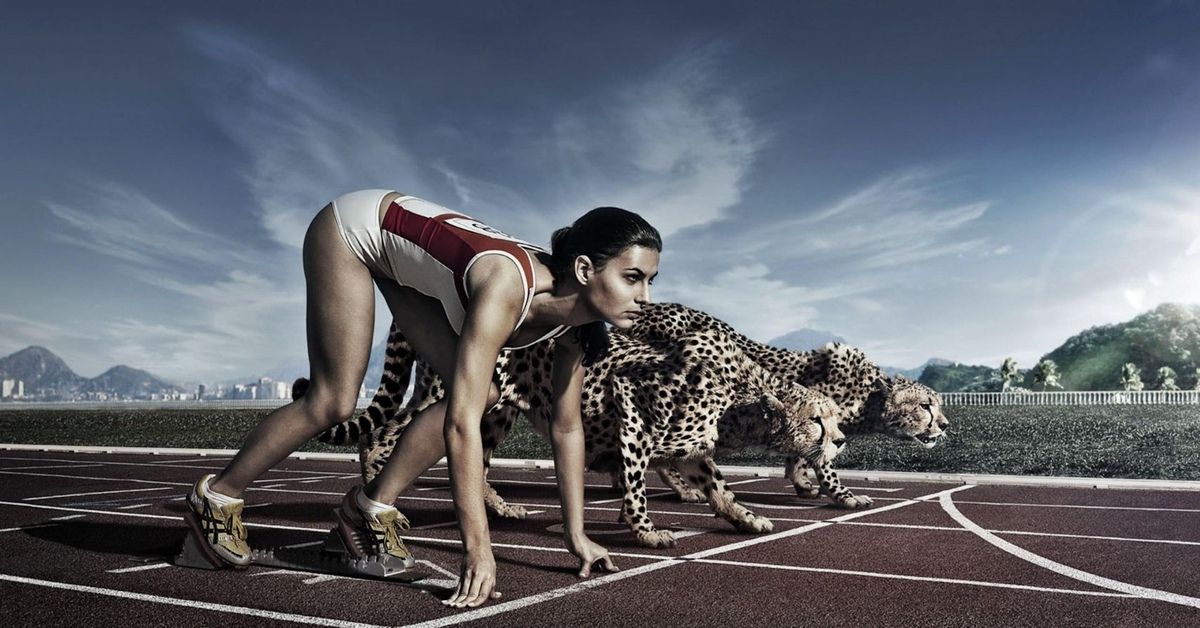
303 205 376 404
375 279 460 382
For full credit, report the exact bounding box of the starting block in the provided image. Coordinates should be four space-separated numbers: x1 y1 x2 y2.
175 512 426 582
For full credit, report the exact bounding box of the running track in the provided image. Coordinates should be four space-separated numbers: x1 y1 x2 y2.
1 445 1198 627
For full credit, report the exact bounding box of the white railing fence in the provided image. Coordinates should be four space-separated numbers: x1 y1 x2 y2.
939 390 1200 406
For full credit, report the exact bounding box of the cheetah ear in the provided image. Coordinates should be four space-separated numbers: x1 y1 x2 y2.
874 377 894 394
760 392 786 431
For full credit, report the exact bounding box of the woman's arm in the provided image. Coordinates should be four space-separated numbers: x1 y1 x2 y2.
549 337 617 577
443 260 525 607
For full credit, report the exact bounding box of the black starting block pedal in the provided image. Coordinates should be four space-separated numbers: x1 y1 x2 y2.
173 515 426 582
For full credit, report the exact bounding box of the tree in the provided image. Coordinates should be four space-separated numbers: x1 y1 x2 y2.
1156 366 1179 391
1120 363 1144 391
999 357 1019 392
1033 359 1063 392
1194 367 1200 392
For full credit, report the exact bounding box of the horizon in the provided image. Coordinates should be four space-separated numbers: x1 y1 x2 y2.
5 299 1198 386
3 2 1200 382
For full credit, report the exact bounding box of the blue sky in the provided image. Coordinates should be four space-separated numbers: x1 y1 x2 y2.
3 1 1199 384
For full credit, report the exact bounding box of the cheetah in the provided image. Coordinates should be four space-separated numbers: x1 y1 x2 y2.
624 302 949 508
314 326 843 548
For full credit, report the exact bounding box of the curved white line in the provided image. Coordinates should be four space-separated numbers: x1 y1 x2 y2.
940 493 1200 609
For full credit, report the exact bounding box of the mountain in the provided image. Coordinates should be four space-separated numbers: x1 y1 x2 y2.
767 329 846 352
0 346 86 393
85 365 180 398
887 358 955 381
918 362 1006 392
1028 302 1200 391
0 346 185 400
914 303 1200 392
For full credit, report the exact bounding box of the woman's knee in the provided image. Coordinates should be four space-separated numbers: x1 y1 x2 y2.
297 387 360 429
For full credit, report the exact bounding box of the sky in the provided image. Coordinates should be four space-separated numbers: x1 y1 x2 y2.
2 0 1200 384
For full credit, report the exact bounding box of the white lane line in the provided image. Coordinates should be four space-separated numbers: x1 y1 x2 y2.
834 520 1200 547
693 558 1133 599
116 504 151 510
0 573 391 628
940 493 1200 609
107 563 173 574
398 485 977 628
1 523 57 533
588 490 680 506
25 487 174 501
947 499 1200 514
3 463 107 471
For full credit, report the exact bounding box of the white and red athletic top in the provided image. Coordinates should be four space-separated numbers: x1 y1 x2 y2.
380 196 568 350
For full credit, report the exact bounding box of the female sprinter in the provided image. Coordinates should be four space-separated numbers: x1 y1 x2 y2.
184 190 661 608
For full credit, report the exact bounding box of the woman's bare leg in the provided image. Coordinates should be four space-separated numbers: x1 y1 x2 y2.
361 281 494 504
209 205 376 498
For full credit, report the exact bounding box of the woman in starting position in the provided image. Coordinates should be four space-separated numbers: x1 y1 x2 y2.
186 189 661 608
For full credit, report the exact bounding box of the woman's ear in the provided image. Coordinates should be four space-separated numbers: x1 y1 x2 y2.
573 255 594 285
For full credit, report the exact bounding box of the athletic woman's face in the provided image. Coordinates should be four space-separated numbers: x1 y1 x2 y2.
585 245 660 329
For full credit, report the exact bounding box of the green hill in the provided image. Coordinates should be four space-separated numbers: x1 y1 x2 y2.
1028 303 1200 391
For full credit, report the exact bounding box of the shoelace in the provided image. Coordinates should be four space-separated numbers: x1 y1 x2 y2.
371 511 411 555
202 501 246 544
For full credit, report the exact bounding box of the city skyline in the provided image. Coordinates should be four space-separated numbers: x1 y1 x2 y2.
3 1 1200 382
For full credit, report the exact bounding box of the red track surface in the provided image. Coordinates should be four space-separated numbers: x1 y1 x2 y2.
1 449 1198 627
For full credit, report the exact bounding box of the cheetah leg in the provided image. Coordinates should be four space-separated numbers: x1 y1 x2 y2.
612 377 675 549
814 459 872 509
480 406 527 519
785 455 820 499
657 466 706 503
679 458 772 534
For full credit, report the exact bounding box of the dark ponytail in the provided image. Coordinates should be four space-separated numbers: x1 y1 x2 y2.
550 207 663 366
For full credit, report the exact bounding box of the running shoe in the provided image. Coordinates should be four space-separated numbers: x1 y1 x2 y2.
334 486 416 569
186 474 252 568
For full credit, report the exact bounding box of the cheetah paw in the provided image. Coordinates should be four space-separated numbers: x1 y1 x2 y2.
793 485 820 499
736 516 774 534
676 488 707 503
833 495 874 509
636 529 677 549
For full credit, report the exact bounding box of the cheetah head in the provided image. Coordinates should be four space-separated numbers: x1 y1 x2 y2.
877 376 947 449
762 385 845 463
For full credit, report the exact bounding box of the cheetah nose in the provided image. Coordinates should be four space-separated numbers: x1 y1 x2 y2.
832 438 846 448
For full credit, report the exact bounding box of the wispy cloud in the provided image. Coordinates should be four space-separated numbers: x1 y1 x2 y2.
655 168 994 345
659 263 872 342
186 24 425 249
40 178 305 380
98 270 305 382
542 44 766 238
44 181 250 271
747 169 993 269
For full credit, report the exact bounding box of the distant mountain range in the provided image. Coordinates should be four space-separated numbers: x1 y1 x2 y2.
4 302 1197 399
0 346 186 400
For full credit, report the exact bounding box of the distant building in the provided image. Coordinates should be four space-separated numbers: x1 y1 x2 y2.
197 384 207 400
2 379 24 399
